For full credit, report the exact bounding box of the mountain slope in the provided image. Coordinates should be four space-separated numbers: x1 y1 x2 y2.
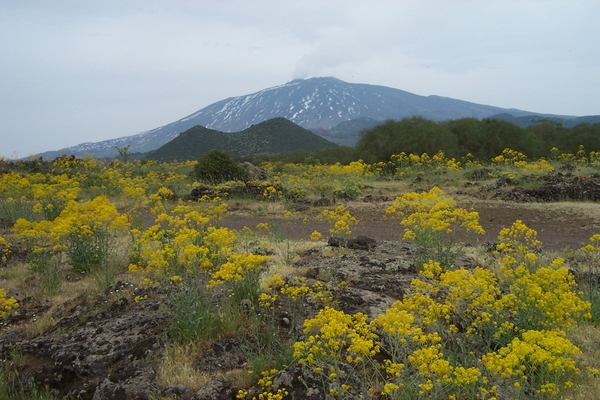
38 76 585 158
165 77 544 132
311 117 382 146
147 117 337 161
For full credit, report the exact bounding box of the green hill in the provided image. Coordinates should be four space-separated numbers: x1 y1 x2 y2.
146 117 337 161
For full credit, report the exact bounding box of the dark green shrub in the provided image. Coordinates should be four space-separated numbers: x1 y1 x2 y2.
193 150 250 184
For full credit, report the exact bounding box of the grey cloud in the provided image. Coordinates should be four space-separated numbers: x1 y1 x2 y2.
1 1 599 157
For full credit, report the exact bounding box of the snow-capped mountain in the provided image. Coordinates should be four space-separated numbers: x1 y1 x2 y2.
38 77 564 158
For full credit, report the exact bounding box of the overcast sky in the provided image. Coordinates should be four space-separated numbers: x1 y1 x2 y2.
1 1 599 158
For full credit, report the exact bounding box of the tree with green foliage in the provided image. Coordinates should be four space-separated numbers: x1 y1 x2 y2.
113 143 132 163
193 150 250 184
556 123 600 154
478 118 545 160
443 118 487 158
528 120 562 144
355 116 459 163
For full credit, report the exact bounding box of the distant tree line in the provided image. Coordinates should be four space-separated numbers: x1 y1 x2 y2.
354 116 600 163
241 117 600 166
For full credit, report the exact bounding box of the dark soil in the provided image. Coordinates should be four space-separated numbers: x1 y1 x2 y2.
223 201 597 251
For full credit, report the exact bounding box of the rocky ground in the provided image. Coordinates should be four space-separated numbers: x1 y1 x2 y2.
2 236 476 399
2 172 600 399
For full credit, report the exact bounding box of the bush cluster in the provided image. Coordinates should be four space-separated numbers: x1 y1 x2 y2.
193 149 250 184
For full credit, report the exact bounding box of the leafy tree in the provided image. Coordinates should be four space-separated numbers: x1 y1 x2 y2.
113 143 132 163
193 150 250 184
478 118 545 160
355 117 459 163
528 120 561 144
556 123 600 154
443 118 487 158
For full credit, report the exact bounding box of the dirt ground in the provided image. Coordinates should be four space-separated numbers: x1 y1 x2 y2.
223 197 600 252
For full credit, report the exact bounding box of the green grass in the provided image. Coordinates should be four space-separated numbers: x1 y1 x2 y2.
166 280 230 345
0 350 54 400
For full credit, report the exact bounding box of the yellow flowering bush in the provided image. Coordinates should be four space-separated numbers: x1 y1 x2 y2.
258 271 285 311
120 181 149 222
148 186 175 213
262 183 282 201
255 222 270 234
578 233 600 277
0 172 33 199
574 145 589 165
462 152 482 169
386 187 484 243
492 148 528 166
580 233 600 254
368 238 591 399
481 329 581 397
373 265 495 398
236 369 288 400
262 161 370 201
388 150 462 176
257 292 278 310
496 219 542 258
269 173 307 201
130 201 231 275
202 226 237 268
0 173 35 221
498 256 591 333
0 236 11 265
195 196 229 225
208 252 269 288
129 214 216 281
12 218 55 273
386 187 484 268
31 174 81 220
521 158 555 175
128 198 269 308
321 205 358 238
280 277 336 307
50 154 100 174
310 230 323 241
51 196 130 273
0 288 19 319
293 307 379 398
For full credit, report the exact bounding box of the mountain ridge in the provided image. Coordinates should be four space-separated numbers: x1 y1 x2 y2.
147 117 337 162
36 77 591 158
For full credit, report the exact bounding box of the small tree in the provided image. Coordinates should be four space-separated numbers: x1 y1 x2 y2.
193 150 250 184
114 143 131 163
